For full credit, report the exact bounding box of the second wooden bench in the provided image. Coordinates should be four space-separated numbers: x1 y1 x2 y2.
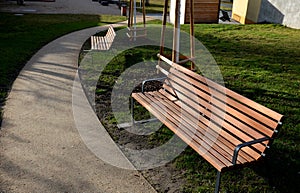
91 25 116 51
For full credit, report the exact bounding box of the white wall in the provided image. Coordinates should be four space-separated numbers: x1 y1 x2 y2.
258 0 300 29
170 0 186 25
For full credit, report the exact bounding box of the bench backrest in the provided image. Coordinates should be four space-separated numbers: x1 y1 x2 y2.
91 25 116 50
106 25 116 47
157 57 283 161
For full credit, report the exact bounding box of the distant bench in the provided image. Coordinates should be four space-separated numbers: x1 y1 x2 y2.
131 54 284 193
91 25 116 51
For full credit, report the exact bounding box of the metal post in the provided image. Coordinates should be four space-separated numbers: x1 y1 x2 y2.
172 0 180 63
215 171 221 193
131 97 135 125
133 0 137 41
189 0 195 70
157 0 169 71
142 0 146 30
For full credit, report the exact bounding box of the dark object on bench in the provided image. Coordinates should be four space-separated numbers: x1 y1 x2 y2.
220 10 231 22
131 54 284 193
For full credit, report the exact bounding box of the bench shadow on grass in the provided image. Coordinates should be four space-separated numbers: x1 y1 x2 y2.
238 87 300 193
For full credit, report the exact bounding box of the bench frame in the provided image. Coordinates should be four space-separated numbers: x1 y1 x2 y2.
129 54 283 192
91 25 116 51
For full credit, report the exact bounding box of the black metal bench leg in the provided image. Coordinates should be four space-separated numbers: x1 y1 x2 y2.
215 171 221 193
131 97 135 125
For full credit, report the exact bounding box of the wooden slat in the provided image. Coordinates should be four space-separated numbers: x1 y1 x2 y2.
156 90 253 163
133 91 262 170
170 62 283 122
152 92 236 165
167 70 266 139
168 68 274 139
162 76 267 156
166 64 282 135
132 92 230 171
160 74 269 156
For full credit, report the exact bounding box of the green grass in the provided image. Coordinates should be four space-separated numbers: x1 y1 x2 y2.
178 23 300 192
0 13 126 125
93 24 300 192
137 0 166 14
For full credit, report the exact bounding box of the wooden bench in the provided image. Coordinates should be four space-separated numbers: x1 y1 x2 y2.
131 54 284 192
91 25 116 51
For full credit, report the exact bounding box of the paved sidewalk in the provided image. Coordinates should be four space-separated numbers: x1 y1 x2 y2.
0 22 156 192
0 0 121 15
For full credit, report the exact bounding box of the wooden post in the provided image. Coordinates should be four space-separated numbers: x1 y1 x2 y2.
159 0 169 57
143 0 146 29
128 0 146 41
128 0 133 28
160 0 195 69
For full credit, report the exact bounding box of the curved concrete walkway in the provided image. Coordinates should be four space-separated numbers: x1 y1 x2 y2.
0 23 156 192
0 0 121 15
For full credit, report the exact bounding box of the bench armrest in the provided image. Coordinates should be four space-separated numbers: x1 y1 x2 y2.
232 137 270 165
142 77 166 93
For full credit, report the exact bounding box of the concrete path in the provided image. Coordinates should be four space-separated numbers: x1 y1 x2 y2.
0 20 156 192
0 0 122 15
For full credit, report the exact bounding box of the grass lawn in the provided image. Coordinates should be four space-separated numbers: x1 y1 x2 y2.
138 0 166 13
179 23 300 192
0 13 125 125
92 23 300 192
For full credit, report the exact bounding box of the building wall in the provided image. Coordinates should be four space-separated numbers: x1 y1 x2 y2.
258 0 300 29
170 0 220 24
247 0 262 23
232 0 300 29
232 0 249 24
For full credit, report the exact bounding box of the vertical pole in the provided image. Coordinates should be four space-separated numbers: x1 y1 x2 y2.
172 0 181 63
129 0 134 39
133 0 137 41
159 0 169 57
158 0 169 72
131 97 135 125
128 0 132 28
217 0 221 23
190 0 195 70
215 171 221 193
143 0 146 32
